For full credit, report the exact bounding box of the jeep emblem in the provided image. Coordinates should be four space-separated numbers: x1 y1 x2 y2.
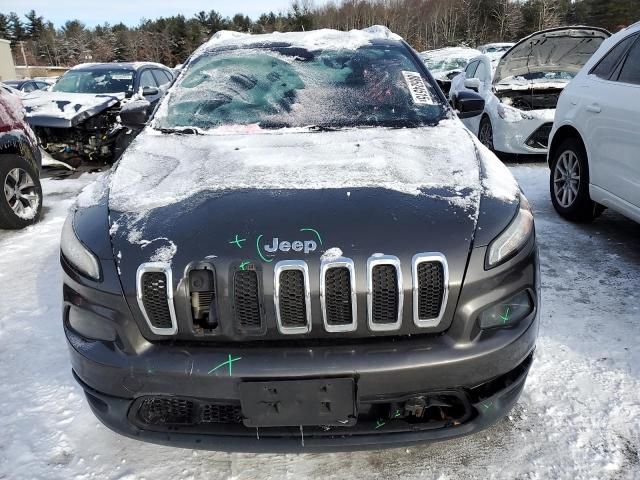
256 228 323 263
264 237 317 254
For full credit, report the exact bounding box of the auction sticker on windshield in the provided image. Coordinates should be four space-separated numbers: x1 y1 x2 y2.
402 71 434 105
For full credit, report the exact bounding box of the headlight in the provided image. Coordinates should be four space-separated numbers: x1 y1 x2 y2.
486 195 534 268
61 213 101 281
497 103 534 121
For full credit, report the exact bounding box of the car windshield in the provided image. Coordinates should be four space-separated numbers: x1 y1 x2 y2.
423 57 470 73
52 69 134 94
155 45 445 131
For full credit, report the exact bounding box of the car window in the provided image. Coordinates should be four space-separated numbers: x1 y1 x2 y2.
139 70 158 88
22 82 36 93
591 33 638 80
618 37 640 85
475 62 487 82
155 45 446 130
153 69 172 86
53 69 134 94
465 61 479 78
36 82 49 89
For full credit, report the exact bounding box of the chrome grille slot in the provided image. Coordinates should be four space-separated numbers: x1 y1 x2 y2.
412 253 448 328
233 269 262 331
320 257 357 332
136 263 177 335
367 255 403 331
274 260 311 334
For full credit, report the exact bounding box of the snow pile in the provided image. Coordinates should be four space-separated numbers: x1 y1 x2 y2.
75 171 111 208
195 26 402 55
109 120 482 214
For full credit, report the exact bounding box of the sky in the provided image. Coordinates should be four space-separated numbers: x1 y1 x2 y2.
1 0 309 28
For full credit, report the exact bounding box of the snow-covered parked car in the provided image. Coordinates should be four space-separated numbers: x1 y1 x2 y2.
22 62 174 165
0 86 43 229
421 47 481 94
450 27 610 156
548 21 640 224
62 27 539 452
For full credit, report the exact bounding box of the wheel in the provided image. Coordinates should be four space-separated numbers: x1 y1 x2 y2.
0 155 43 229
478 116 494 150
549 138 601 222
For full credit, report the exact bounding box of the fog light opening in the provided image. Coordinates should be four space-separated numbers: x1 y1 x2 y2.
478 291 533 330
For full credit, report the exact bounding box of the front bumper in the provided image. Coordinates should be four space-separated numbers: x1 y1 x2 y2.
491 109 555 155
67 305 537 451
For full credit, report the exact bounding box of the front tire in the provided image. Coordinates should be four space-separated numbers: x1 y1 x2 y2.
0 155 43 229
549 138 600 223
478 116 494 151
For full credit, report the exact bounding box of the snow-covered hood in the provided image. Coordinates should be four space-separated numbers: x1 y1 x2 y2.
23 91 125 128
493 27 610 87
108 120 488 216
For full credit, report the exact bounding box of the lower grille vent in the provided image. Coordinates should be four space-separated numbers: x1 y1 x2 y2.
136 396 242 427
234 270 262 330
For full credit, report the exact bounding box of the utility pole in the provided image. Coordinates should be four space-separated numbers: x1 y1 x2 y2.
19 41 29 77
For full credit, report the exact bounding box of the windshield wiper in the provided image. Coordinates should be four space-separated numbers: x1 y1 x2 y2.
158 127 201 135
305 124 340 132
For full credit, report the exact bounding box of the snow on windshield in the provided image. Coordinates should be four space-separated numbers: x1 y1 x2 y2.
109 119 484 215
154 46 444 130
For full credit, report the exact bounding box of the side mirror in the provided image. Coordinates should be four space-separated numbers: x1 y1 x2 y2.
142 86 159 96
464 78 481 92
120 100 150 129
455 91 485 119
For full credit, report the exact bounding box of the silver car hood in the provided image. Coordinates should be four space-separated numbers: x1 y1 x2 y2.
493 27 610 86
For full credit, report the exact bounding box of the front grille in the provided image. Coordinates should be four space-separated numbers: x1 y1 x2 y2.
416 262 445 320
278 270 307 327
141 272 173 330
525 123 553 149
371 265 399 324
233 270 262 330
324 267 353 326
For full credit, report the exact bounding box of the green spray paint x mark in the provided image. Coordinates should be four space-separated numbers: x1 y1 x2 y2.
208 354 242 376
500 306 510 324
375 419 386 429
239 261 251 271
229 234 246 248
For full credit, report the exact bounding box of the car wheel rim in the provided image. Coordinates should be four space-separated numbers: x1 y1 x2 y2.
479 122 493 148
553 150 581 208
3 168 40 220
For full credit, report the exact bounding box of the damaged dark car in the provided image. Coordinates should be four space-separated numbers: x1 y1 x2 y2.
62 27 539 452
23 62 174 166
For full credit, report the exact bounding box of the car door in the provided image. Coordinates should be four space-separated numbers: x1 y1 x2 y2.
465 57 492 133
582 32 640 208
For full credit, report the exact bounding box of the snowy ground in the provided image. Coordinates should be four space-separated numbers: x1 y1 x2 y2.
0 163 638 479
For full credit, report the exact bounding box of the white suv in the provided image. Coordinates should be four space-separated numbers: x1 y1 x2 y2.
549 22 640 223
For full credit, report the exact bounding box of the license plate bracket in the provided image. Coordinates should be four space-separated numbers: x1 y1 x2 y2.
239 378 356 427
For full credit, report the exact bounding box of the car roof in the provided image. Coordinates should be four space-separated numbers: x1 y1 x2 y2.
191 26 405 58
69 62 170 72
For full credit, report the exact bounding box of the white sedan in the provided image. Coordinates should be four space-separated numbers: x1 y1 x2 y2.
548 21 640 224
450 27 610 156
